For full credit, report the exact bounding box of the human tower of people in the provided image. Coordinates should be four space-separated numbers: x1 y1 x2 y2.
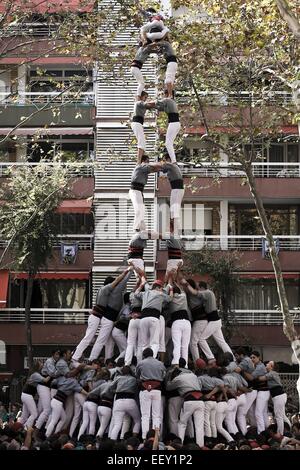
18 10 291 449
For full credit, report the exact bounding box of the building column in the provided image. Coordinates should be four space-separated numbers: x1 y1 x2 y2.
220 200 228 250
17 64 26 104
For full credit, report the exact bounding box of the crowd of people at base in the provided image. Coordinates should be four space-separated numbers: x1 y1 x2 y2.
1 342 299 451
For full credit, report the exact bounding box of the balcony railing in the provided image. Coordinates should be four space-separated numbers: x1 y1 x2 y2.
160 235 300 251
0 235 93 250
0 23 61 37
0 162 94 178
0 91 94 105
0 308 299 325
177 90 293 105
180 162 300 178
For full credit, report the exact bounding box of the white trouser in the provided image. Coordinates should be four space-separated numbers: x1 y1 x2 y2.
20 393 38 428
236 392 253 436
215 401 233 442
97 405 112 438
73 314 100 361
204 400 217 438
165 61 178 85
178 400 205 448
255 390 270 434
129 189 146 231
139 389 161 439
69 392 86 437
128 258 144 275
171 319 191 365
46 398 66 438
125 318 142 365
109 409 131 439
165 122 181 163
89 316 114 360
131 66 145 97
35 385 51 429
170 189 184 219
63 394 74 429
131 122 146 150
225 398 238 435
272 393 287 435
110 399 141 440
78 401 98 439
168 396 182 435
112 327 127 356
159 315 166 353
140 316 160 358
190 320 208 362
198 319 233 360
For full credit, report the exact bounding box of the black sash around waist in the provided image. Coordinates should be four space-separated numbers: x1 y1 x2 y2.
184 391 203 402
170 179 184 189
168 248 182 259
207 310 220 322
252 380 269 392
99 398 113 408
191 305 207 321
150 26 162 33
103 305 119 322
114 319 129 331
54 390 68 405
132 115 144 124
128 247 144 259
170 310 190 325
168 112 180 123
130 182 144 192
87 396 100 405
40 376 51 388
23 384 37 396
270 386 284 398
141 307 161 319
115 392 136 400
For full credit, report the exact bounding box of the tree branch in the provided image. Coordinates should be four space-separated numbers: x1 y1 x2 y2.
275 0 300 39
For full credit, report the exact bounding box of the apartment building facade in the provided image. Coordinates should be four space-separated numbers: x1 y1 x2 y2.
0 1 299 376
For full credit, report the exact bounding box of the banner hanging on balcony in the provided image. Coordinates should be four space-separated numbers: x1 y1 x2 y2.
261 238 280 259
60 243 78 264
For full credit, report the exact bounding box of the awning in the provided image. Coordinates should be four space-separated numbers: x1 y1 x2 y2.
0 127 94 136
0 1 95 14
11 272 90 280
56 199 92 213
0 270 9 308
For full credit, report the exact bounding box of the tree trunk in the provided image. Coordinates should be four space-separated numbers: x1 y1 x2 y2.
245 166 297 342
275 0 300 40
25 274 34 370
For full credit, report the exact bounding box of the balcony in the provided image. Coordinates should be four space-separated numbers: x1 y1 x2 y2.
178 90 293 106
179 162 300 178
0 234 94 251
0 162 94 178
0 308 299 326
0 92 95 127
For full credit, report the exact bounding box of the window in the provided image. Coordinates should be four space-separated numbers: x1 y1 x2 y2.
181 204 213 235
233 279 299 310
28 68 93 93
229 205 298 236
54 213 94 234
26 136 94 162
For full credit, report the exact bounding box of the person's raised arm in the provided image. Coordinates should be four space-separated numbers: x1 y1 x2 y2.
111 267 133 289
149 162 164 173
181 278 199 296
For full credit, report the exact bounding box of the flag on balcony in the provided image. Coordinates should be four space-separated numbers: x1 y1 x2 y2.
60 243 78 264
261 238 280 259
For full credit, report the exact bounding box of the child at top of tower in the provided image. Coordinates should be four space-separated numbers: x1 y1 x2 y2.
140 10 170 45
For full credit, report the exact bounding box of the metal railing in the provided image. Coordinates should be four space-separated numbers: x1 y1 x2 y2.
0 308 299 325
0 309 90 324
173 235 300 251
0 162 94 178
0 235 93 250
0 91 94 105
177 90 293 105
180 162 300 178
0 23 61 37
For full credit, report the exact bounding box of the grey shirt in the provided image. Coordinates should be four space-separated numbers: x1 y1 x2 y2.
238 356 254 374
132 100 151 119
130 291 142 310
131 164 152 187
168 292 189 314
135 283 172 313
129 233 147 250
107 271 132 312
110 375 138 394
27 372 46 387
265 370 283 389
55 358 70 377
162 162 182 182
198 289 217 314
198 375 224 391
136 357 166 382
223 374 239 392
252 362 267 378
96 283 113 307
55 376 82 395
41 357 57 377
155 98 178 114
166 372 201 396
